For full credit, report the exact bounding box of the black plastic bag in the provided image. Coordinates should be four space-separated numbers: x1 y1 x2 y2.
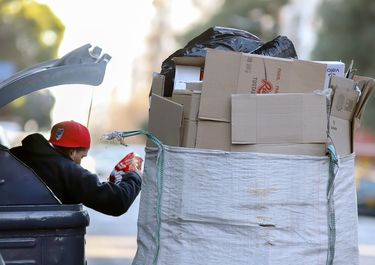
252 35 297 59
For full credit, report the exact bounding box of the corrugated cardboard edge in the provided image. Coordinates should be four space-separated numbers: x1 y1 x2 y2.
147 94 183 147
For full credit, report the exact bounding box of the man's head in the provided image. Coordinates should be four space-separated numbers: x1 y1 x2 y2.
49 120 90 164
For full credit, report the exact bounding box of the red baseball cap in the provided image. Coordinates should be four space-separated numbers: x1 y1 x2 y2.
49 120 91 148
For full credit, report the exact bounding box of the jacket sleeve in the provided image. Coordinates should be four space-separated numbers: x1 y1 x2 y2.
63 162 142 216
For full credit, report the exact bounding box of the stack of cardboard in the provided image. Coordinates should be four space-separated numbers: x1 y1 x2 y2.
137 47 375 265
148 48 374 156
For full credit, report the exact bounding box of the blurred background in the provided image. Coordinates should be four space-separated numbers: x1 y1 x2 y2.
1 0 375 264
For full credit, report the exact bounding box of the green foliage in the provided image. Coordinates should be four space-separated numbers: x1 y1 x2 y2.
179 0 290 46
0 0 64 129
311 0 375 131
0 0 64 69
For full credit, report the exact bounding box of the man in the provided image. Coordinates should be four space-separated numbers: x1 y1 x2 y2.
10 120 141 216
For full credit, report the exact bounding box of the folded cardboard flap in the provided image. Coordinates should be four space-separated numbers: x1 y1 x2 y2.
172 56 206 67
231 93 328 144
147 94 183 147
353 76 375 120
196 120 231 151
329 116 351 156
171 90 201 120
170 90 200 148
150 72 165 96
182 119 197 148
199 49 329 122
328 76 361 156
199 49 242 122
330 76 358 121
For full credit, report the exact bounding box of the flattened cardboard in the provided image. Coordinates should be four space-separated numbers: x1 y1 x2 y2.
182 119 197 148
199 49 328 122
328 76 361 156
195 120 326 155
329 116 351 156
196 120 231 151
330 76 358 121
231 93 327 144
199 50 242 122
172 56 205 67
150 73 165 96
171 90 201 120
243 57 327 94
353 76 375 120
147 94 183 147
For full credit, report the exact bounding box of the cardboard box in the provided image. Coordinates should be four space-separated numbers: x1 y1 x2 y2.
314 61 345 89
171 90 201 120
182 119 197 148
231 93 328 144
195 120 326 155
147 94 183 147
199 49 328 122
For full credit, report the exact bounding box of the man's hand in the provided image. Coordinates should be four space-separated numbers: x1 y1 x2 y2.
108 152 143 184
108 170 124 185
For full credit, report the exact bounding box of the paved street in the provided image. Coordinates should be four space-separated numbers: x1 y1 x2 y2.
85 144 375 265
358 216 375 265
85 204 138 265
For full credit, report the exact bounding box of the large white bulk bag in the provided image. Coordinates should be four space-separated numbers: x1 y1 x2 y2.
132 146 359 265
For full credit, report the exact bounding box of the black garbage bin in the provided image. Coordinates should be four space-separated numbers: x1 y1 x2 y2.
0 204 90 265
0 145 90 265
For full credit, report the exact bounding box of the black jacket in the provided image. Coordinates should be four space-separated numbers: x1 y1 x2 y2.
10 133 142 216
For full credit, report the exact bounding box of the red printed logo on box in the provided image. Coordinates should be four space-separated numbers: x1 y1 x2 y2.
256 79 273 94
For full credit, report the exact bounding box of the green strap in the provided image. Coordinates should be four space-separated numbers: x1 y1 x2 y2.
103 130 164 265
326 144 339 265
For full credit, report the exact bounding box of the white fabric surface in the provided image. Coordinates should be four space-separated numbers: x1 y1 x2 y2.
132 146 359 265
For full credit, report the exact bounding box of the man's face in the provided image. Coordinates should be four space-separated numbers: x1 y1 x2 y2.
70 149 89 165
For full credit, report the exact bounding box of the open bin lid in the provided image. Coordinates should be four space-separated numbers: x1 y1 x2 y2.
0 43 111 108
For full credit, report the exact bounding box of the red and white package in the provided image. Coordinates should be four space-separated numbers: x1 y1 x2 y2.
108 152 143 183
